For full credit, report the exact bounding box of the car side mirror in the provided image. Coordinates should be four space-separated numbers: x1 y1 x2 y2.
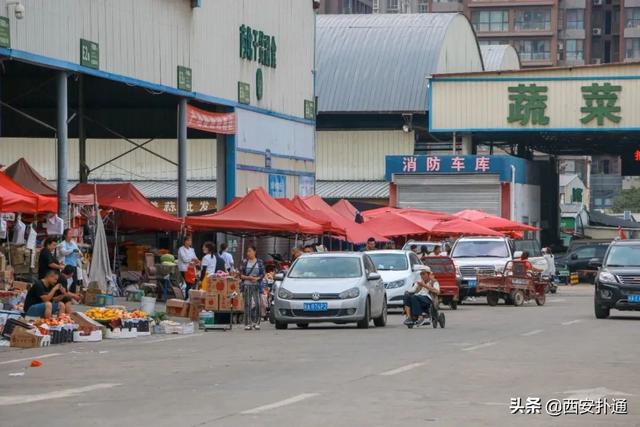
274 272 285 281
588 258 602 268
570 253 578 260
367 272 381 281
513 251 523 259
412 264 424 272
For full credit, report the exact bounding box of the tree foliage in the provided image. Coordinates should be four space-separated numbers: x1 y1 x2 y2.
612 187 640 213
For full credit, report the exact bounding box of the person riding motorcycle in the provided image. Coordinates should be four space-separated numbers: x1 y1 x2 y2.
403 267 440 327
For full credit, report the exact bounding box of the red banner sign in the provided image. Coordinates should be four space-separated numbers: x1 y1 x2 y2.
186 105 236 135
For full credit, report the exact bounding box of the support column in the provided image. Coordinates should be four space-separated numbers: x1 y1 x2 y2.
78 75 88 183
177 98 188 218
216 135 227 209
225 134 236 206
461 134 473 155
57 71 68 224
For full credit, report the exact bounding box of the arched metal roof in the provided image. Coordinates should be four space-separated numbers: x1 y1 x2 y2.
480 45 522 72
316 13 482 113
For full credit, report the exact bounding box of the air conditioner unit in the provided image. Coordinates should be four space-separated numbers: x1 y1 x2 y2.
593 0 603 6
592 27 602 36
593 58 602 64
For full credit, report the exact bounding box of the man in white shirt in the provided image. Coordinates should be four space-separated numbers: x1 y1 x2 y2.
403 267 440 326
219 242 234 272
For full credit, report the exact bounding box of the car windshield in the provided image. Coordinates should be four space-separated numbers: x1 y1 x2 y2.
605 245 640 267
513 240 542 257
369 253 408 271
452 241 509 258
288 257 362 279
402 242 436 252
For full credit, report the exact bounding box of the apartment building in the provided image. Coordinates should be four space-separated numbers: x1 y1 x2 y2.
367 0 640 67
318 0 373 13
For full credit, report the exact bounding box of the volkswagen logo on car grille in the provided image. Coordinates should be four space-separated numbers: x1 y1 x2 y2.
311 292 320 301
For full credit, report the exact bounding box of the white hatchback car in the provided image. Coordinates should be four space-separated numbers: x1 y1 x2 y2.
367 250 424 309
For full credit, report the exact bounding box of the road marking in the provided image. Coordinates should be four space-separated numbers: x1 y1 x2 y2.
379 362 425 376
521 329 543 337
561 319 582 326
0 353 62 366
462 342 497 352
142 333 203 344
0 383 121 406
241 393 319 415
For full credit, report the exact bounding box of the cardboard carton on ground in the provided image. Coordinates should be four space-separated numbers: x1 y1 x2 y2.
188 302 205 321
188 289 206 304
12 281 29 292
203 293 219 311
165 299 189 317
70 312 104 334
10 326 44 348
84 288 104 305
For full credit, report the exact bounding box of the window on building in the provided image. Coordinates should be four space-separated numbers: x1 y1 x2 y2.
566 9 584 30
515 8 552 31
625 38 640 59
514 39 551 61
626 8 640 28
594 198 603 207
417 0 428 13
479 40 508 46
471 10 509 32
387 0 398 13
373 0 379 13
565 39 584 60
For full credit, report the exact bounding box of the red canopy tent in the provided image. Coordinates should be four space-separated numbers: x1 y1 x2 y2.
3 158 57 196
69 183 182 231
185 188 323 235
331 199 358 221
277 198 346 237
454 209 539 232
295 195 389 244
431 218 503 237
0 172 57 213
362 211 431 238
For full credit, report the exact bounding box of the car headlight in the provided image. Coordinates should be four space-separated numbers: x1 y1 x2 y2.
385 280 405 289
277 287 293 300
598 271 618 284
339 287 360 299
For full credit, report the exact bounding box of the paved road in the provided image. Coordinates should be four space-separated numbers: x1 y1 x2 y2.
1 286 639 427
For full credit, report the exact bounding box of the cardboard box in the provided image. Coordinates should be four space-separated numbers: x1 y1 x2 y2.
188 302 204 321
84 288 104 306
73 329 102 342
10 327 44 348
12 281 29 292
165 299 189 317
70 312 103 333
203 294 219 311
226 278 241 294
218 293 236 311
230 294 244 312
188 289 206 304
210 277 228 294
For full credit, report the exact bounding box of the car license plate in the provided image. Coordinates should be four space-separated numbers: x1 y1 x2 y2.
467 279 477 288
629 294 640 303
303 302 328 312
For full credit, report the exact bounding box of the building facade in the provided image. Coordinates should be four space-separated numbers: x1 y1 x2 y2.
371 0 640 68
0 0 316 217
318 0 373 13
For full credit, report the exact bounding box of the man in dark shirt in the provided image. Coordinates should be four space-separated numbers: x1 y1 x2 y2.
54 266 82 313
38 237 64 280
24 270 67 318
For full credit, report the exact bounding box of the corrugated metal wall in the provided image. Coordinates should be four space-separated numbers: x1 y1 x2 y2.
316 130 414 181
0 0 314 118
0 138 216 181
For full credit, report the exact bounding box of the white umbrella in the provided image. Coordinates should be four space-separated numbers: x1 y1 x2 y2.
87 209 113 292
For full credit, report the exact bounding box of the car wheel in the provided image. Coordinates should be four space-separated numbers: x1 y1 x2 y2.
535 293 546 306
594 302 610 319
450 300 458 310
296 323 309 329
373 299 387 327
357 298 371 329
512 290 525 306
486 293 499 306
275 321 288 330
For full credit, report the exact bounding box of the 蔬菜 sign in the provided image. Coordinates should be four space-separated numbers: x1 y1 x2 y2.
430 74 640 131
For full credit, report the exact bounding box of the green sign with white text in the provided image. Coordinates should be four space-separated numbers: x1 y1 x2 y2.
80 39 99 69
238 82 251 105
177 66 192 91
0 17 10 48
304 100 315 120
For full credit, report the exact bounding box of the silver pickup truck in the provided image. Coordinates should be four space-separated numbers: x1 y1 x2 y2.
450 236 546 300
